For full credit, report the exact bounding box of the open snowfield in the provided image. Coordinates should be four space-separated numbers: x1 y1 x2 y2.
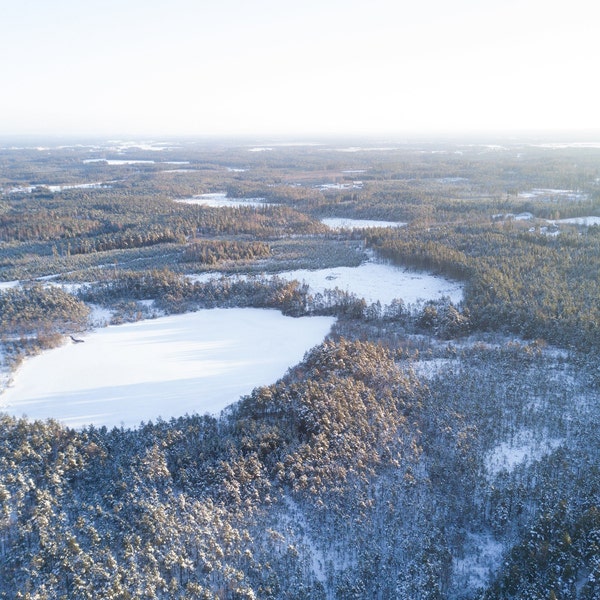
189 260 463 307
552 216 600 226
518 188 588 201
278 261 463 306
0 309 334 429
83 158 156 165
321 217 406 230
6 182 111 194
174 192 269 207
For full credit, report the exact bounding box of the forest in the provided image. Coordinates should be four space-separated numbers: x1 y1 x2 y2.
1 136 600 599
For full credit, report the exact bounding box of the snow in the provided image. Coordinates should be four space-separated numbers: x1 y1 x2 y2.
494 212 534 221
187 259 463 307
87 304 114 327
437 177 469 183
83 159 156 165
518 188 588 201
539 226 561 237
317 182 363 190
0 349 9 396
411 358 458 378
277 261 463 306
0 281 20 290
321 217 406 230
453 533 505 592
106 140 180 152
6 182 111 194
532 142 600 149
282 497 328 583
552 216 600 226
174 192 270 208
485 429 562 479
0 309 334 429
515 212 534 221
336 146 400 152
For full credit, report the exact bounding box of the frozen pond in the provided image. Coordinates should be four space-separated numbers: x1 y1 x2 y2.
0 309 334 429
174 192 270 207
321 217 406 230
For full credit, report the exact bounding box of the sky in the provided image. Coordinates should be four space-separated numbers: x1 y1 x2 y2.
1 0 598 138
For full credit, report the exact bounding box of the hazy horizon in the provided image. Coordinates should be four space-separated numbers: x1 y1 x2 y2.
3 129 600 146
2 0 598 138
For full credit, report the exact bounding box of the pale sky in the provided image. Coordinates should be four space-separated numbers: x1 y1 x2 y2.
1 0 598 137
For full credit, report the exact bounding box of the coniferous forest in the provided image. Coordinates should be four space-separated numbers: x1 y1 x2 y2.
1 136 600 599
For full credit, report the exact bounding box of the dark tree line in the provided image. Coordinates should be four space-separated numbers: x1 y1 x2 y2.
365 221 600 351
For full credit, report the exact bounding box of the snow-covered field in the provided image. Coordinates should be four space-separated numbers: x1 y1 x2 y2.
174 192 270 207
0 309 334 429
518 188 588 201
189 260 463 307
277 261 463 306
6 182 111 194
83 158 156 165
552 216 600 226
321 217 406 230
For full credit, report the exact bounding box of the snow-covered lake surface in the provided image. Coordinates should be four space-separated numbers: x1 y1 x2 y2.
174 192 270 208
0 309 334 429
321 218 406 230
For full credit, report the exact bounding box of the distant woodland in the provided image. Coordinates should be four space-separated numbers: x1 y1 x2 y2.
1 138 600 598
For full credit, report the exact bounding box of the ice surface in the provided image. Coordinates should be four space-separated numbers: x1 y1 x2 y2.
0 309 334 429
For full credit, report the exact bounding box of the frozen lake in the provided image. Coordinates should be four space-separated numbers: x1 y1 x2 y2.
0 256 463 429
0 309 334 429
